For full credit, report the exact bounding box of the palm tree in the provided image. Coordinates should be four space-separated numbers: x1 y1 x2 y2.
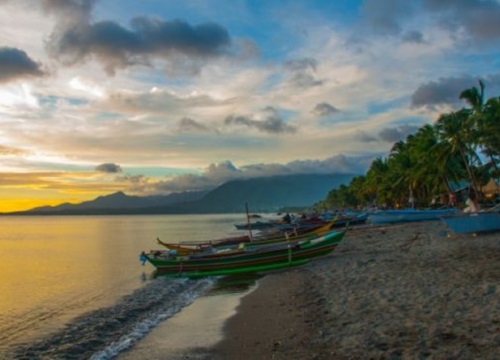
475 96 500 193
365 157 391 206
459 79 485 111
435 109 481 195
409 125 455 201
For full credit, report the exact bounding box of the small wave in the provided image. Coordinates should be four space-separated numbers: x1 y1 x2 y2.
10 277 215 360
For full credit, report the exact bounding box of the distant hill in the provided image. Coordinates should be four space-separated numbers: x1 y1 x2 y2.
186 173 357 213
7 173 357 215
19 190 208 215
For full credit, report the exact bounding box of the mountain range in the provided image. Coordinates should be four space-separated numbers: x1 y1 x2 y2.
6 173 357 215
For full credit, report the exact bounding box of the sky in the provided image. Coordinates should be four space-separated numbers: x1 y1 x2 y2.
1 0 500 212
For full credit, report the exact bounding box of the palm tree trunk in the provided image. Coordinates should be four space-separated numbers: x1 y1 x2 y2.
458 143 480 197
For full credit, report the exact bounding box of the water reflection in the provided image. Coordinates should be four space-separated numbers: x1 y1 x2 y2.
205 273 262 296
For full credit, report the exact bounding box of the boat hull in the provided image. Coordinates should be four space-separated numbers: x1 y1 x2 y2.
160 259 310 278
368 209 458 224
443 212 500 234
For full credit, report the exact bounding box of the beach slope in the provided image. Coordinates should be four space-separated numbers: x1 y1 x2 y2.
204 221 500 359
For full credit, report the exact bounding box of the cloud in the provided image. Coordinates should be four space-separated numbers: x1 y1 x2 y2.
361 0 416 35
312 102 340 117
122 155 374 195
378 124 419 143
178 117 213 133
359 0 500 45
410 75 500 109
402 30 425 43
45 2 235 75
355 130 378 143
224 107 297 134
95 163 122 173
284 57 323 88
135 161 242 193
0 144 28 156
105 87 232 115
0 47 44 83
422 0 500 42
42 0 96 17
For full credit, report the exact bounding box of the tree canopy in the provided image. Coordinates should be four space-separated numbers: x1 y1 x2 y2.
317 81 500 211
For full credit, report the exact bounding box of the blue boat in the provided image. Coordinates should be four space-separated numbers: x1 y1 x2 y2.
443 212 500 234
368 208 459 224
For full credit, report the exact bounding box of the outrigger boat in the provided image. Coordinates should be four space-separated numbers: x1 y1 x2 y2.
155 219 337 255
443 210 500 234
368 208 458 224
140 229 345 278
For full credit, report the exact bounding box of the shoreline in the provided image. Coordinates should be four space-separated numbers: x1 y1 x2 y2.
202 221 500 359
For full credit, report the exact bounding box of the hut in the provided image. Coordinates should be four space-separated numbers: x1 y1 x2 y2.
481 178 500 199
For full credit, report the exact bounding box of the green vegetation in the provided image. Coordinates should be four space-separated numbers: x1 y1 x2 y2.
317 81 500 210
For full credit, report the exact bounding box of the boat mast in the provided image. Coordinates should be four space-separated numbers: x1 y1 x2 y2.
245 202 253 242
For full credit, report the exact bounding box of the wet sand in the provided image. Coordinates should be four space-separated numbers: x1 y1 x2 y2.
121 221 500 359
118 280 257 360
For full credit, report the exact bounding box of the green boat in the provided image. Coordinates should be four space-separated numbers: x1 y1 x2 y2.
141 230 345 277
162 259 310 279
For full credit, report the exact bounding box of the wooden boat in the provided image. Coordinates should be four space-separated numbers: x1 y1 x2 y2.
234 220 280 230
141 229 345 277
442 211 500 234
368 208 458 224
157 219 337 255
156 239 205 256
275 218 331 233
155 233 251 255
330 212 369 228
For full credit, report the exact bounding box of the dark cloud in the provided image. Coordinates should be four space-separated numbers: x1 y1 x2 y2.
378 125 419 143
45 2 233 75
411 77 476 109
356 130 378 143
402 30 425 43
95 163 122 173
284 57 323 88
410 75 500 109
422 0 500 41
359 0 500 43
178 117 213 133
361 0 416 35
224 107 297 134
313 102 340 117
0 47 44 83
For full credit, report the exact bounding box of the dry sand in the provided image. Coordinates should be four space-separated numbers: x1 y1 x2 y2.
197 221 500 359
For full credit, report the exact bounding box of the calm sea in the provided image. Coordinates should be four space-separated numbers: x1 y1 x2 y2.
0 214 255 359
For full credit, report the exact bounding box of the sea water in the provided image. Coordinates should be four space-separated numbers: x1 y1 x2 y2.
0 214 253 359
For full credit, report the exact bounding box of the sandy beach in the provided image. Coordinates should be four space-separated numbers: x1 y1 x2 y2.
198 220 500 359
119 220 500 359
